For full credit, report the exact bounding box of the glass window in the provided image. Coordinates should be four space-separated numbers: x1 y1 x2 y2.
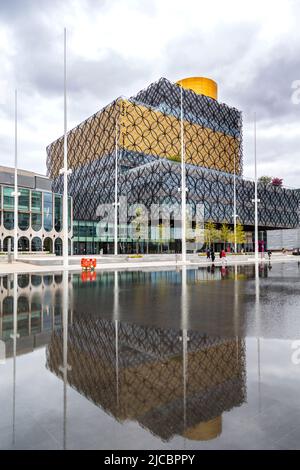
31 191 42 213
54 238 62 256
73 223 78 237
3 187 14 210
3 212 14 230
31 237 42 251
54 195 62 232
18 189 30 211
43 192 53 232
3 296 13 315
18 275 30 288
19 212 30 231
31 213 42 231
31 275 42 286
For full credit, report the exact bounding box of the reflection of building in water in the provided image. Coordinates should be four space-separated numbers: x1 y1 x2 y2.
46 317 246 442
0 273 72 357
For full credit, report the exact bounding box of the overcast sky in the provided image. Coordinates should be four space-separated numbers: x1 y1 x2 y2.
1 0 300 186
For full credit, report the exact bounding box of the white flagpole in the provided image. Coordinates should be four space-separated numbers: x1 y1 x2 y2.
254 113 259 263
62 28 69 268
180 85 186 263
13 90 19 261
114 119 118 256
233 152 237 253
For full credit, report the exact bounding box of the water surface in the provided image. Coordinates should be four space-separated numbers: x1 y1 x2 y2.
0 262 300 449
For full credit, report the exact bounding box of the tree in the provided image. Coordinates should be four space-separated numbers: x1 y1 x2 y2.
271 177 283 187
228 222 246 250
132 207 148 253
157 223 167 253
258 176 272 185
204 221 218 250
219 223 232 250
167 154 181 163
235 222 246 246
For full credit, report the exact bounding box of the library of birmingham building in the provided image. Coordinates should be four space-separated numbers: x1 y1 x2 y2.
3 76 298 255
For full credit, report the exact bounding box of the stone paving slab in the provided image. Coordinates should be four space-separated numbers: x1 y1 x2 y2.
0 254 298 275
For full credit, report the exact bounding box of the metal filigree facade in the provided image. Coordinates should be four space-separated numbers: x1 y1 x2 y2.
46 77 299 233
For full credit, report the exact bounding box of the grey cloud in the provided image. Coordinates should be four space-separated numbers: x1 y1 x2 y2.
225 50 300 122
4 2 151 103
1 0 300 186
163 20 300 122
163 22 260 87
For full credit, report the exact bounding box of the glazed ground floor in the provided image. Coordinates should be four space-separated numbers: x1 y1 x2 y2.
1 221 291 256
72 221 268 255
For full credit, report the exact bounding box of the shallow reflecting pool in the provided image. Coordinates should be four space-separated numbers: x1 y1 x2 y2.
0 262 300 449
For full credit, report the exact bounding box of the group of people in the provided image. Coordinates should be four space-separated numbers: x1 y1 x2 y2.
206 247 227 264
206 247 273 263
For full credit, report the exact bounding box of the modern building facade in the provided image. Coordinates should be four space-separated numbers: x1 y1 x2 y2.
267 227 300 251
46 77 299 254
0 166 72 254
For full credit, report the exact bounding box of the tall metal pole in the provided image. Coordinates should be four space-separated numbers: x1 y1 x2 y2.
254 113 259 263
233 152 237 253
63 28 69 268
13 90 18 261
180 86 186 264
114 119 119 256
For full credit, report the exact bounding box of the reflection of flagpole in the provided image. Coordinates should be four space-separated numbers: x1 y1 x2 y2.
114 271 119 410
59 270 71 450
181 266 188 445
180 86 187 264
234 264 239 363
182 328 188 436
255 262 262 412
10 273 19 444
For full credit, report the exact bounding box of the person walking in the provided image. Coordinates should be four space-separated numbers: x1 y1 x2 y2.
221 248 227 265
211 249 215 263
268 249 272 261
206 248 211 259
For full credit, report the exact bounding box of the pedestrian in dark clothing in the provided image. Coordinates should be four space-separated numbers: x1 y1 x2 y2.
206 248 211 259
211 250 215 263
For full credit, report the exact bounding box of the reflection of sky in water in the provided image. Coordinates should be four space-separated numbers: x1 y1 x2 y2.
0 262 300 449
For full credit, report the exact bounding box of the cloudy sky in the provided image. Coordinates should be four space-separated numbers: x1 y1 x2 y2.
1 0 300 186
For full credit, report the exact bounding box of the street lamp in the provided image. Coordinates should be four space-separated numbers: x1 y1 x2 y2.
12 90 20 261
180 85 187 264
252 113 260 263
60 28 72 269
114 117 119 256
233 151 238 253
